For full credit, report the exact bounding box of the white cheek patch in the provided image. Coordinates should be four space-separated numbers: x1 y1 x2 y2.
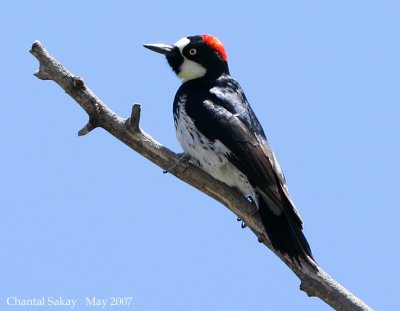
174 36 207 82
178 59 207 82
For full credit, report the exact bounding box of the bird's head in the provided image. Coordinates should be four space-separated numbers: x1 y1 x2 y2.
144 35 229 82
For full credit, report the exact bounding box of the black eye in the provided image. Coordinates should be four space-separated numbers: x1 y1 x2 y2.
189 48 197 55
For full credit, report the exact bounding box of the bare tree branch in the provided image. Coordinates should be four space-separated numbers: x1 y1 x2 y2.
30 40 374 311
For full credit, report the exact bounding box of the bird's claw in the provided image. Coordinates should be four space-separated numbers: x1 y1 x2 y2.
246 195 259 215
246 195 256 206
237 217 247 229
236 196 260 229
163 153 191 174
236 196 258 229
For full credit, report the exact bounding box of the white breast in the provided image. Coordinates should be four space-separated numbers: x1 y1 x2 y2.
174 95 257 203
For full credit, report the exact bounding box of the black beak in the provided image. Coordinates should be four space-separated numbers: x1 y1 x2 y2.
143 43 174 55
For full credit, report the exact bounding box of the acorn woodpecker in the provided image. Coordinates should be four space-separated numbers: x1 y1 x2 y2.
144 35 315 267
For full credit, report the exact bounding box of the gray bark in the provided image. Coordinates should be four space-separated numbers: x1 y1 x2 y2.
30 40 374 311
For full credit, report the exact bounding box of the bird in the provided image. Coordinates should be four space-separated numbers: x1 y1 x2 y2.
144 34 315 268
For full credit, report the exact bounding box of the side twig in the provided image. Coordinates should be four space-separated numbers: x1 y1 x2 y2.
30 40 374 311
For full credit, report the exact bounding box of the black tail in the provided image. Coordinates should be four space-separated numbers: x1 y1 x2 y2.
258 198 316 269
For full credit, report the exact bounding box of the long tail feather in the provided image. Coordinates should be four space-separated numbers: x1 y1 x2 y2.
258 198 316 269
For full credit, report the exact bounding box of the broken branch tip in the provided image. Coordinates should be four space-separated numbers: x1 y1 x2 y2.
129 103 141 131
78 121 96 136
30 41 41 54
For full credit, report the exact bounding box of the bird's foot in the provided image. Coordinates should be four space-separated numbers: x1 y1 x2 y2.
237 217 247 229
246 195 259 215
237 196 259 229
163 153 192 174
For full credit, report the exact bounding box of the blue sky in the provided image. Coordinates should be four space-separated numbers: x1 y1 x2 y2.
1 1 399 310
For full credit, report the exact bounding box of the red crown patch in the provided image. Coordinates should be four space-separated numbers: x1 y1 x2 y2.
202 34 228 62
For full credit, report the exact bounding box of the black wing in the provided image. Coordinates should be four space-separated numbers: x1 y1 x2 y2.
180 76 314 264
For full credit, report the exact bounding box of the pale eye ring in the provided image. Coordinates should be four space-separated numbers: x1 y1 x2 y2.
189 48 197 55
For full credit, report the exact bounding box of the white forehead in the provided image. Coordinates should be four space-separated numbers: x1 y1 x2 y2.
174 37 190 53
